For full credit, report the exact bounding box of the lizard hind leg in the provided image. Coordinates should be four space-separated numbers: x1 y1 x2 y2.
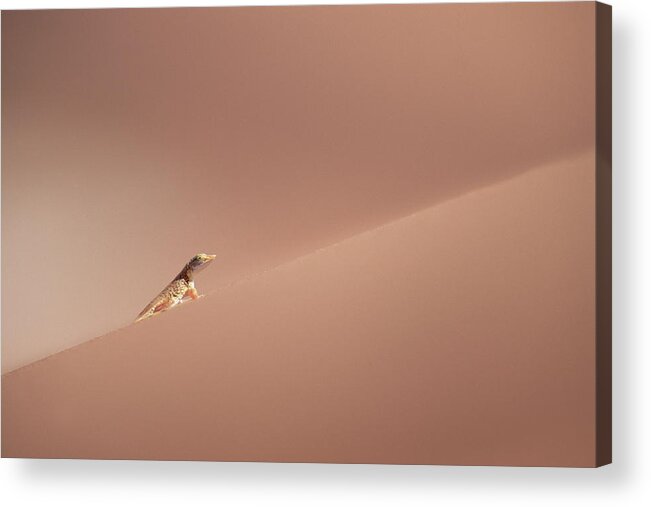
135 284 193 323
149 298 178 318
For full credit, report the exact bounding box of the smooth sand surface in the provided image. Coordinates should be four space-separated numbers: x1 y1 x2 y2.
2 3 596 372
2 152 597 465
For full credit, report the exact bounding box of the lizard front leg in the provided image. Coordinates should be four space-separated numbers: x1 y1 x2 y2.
186 286 199 300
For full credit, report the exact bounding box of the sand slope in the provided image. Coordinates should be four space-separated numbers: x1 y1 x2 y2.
2 153 597 466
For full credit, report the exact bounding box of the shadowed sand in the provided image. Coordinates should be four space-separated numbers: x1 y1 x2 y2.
2 152 598 466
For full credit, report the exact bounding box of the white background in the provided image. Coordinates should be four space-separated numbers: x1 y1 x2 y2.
0 0 648 505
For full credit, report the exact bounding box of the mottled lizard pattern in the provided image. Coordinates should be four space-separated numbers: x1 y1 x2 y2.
135 253 216 322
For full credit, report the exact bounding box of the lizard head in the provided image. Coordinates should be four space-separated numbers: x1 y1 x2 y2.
189 253 216 272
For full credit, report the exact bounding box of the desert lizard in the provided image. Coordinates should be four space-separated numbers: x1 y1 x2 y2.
135 253 216 322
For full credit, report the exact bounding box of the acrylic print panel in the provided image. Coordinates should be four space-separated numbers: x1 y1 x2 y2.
1 2 611 466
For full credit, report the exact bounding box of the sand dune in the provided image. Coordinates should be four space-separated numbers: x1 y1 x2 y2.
2 3 597 372
2 152 598 466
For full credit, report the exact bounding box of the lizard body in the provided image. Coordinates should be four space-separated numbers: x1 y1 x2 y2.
135 253 216 322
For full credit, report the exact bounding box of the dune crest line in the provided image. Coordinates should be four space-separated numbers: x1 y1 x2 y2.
2 150 593 377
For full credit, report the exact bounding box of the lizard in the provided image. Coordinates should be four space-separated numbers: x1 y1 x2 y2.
135 253 216 323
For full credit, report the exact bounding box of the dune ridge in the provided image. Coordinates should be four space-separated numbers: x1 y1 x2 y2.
5 151 589 376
